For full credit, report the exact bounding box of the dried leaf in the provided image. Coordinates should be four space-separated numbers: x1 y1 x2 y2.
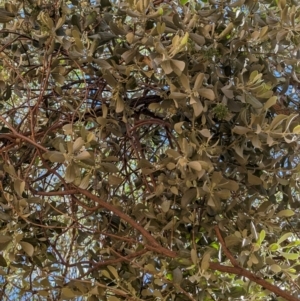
188 161 202 171
198 88 215 100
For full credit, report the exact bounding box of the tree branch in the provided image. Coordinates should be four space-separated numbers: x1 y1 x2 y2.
214 225 239 267
75 187 177 258
213 226 298 301
209 262 299 301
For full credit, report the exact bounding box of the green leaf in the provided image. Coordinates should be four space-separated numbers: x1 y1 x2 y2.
233 126 250 135
0 254 7 267
61 287 76 299
191 249 197 265
0 8 15 23
269 243 280 252
62 124 73 135
245 94 263 109
48 152 65 163
3 164 17 177
292 125 300 134
189 33 205 46
170 92 187 100
199 129 211 137
0 236 12 243
180 0 189 5
270 114 288 130
20 241 34 257
229 0 246 7
100 163 119 173
116 95 125 113
75 150 91 160
217 22 234 39
108 175 123 186
257 230 266 245
188 161 202 171
216 189 231 200
166 149 181 159
102 269 112 279
79 174 91 189
191 97 203 116
161 200 171 213
270 264 281 273
247 171 262 185
280 252 299 260
174 122 184 134
264 96 277 110
138 159 153 168
144 263 157 273
277 232 292 245
73 137 85 152
65 163 76 183
107 265 119 280
161 60 173 74
201 251 211 271
172 267 183 284
171 59 185 75
181 188 197 208
108 297 120 301
193 73 205 90
277 209 295 217
14 179 25 197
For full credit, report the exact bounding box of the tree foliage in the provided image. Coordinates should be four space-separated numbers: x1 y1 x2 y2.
0 0 300 300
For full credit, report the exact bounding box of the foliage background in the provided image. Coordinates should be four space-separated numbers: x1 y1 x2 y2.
0 0 300 300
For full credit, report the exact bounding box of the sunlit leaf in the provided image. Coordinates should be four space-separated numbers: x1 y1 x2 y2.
280 252 299 260
198 88 215 100
277 209 294 217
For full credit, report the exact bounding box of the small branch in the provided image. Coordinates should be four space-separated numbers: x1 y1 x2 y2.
214 225 239 267
209 262 299 301
80 249 148 278
0 116 47 152
75 187 177 258
213 226 298 301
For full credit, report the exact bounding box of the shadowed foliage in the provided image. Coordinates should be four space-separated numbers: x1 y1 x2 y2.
0 0 300 300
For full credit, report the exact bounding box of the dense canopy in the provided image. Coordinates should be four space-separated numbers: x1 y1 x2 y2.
0 0 300 300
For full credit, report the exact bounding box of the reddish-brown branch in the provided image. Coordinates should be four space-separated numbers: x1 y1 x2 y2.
75 187 177 258
80 249 148 277
209 262 299 301
33 190 77 196
214 225 239 267
33 190 297 300
213 226 298 301
0 116 47 152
